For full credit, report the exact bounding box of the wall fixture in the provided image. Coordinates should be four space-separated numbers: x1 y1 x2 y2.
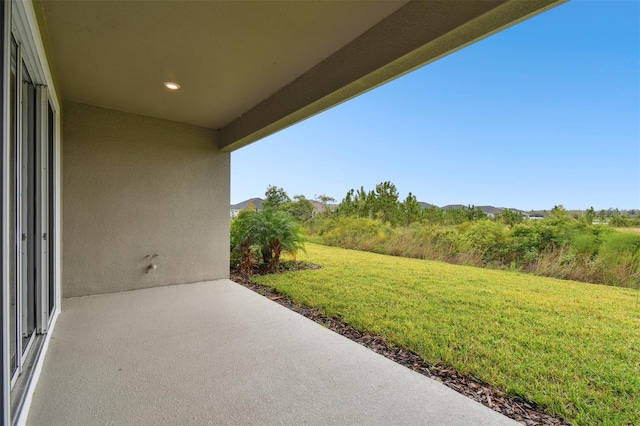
145 253 160 273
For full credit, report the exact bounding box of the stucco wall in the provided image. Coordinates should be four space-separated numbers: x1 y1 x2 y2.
62 101 229 297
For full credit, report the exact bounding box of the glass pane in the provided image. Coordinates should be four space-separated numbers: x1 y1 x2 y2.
0 4 3 393
9 37 17 377
1 3 4 418
48 102 54 317
21 63 36 351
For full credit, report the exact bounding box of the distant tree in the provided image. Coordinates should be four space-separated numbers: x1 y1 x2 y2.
371 181 400 224
314 194 336 215
605 208 620 218
423 205 445 224
548 205 571 224
609 216 628 227
338 186 374 219
466 205 487 222
444 208 466 225
337 189 357 217
497 209 523 227
445 206 484 225
358 187 371 218
585 207 596 224
263 185 291 210
400 192 422 226
284 195 314 223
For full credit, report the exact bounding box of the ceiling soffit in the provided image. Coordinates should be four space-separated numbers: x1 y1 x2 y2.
40 1 407 129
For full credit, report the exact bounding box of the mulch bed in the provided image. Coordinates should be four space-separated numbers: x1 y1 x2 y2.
231 262 571 426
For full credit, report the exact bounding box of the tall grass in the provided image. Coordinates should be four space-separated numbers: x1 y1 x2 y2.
306 217 640 288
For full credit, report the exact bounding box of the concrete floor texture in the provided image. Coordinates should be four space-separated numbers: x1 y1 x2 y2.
27 279 517 425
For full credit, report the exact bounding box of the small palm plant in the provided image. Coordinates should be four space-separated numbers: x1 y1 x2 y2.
231 208 305 275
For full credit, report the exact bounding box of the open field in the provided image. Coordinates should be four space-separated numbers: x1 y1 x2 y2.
252 244 640 425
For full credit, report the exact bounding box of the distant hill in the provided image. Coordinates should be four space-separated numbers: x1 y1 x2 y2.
418 202 436 209
440 204 527 216
309 200 338 213
230 198 263 210
441 204 466 211
230 197 337 213
233 198 528 217
478 206 528 215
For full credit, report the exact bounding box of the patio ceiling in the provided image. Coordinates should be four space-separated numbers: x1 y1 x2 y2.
36 0 564 151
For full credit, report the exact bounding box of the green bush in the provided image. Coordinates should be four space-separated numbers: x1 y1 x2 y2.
230 208 304 275
594 232 640 287
570 233 597 258
509 223 541 266
461 220 508 265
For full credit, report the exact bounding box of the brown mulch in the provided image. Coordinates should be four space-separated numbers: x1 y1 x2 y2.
231 263 571 426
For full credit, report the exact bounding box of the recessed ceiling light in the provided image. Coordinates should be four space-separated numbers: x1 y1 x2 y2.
164 82 181 90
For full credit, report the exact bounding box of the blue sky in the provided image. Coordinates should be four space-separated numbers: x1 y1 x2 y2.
231 0 639 211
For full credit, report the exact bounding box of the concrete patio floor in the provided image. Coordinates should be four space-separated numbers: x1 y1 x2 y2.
26 279 517 425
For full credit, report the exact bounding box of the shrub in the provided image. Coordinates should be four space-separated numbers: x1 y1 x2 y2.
509 223 541 266
608 216 628 227
571 232 599 258
321 216 389 252
231 208 304 275
594 232 640 287
461 220 509 265
301 208 639 288
283 195 315 224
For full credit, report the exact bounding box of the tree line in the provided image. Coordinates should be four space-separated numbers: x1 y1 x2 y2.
231 183 640 287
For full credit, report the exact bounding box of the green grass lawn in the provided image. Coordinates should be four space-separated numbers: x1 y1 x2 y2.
252 243 640 425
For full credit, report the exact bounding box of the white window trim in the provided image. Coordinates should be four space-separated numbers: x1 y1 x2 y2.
2 2 13 426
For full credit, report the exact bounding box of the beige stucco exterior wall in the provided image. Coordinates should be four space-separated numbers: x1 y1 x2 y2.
62 101 229 297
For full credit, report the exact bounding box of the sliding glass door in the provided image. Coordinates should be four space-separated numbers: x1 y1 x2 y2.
8 33 18 385
8 35 55 399
47 101 54 323
3 2 58 422
20 61 38 357
1 1 8 423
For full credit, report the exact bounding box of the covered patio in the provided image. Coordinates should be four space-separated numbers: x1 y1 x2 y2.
2 1 565 423
26 279 515 425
